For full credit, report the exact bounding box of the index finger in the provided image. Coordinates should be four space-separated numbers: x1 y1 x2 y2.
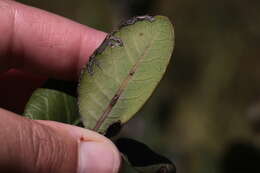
0 0 106 80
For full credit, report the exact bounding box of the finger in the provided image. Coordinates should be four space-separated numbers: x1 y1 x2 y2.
0 0 106 80
0 108 121 173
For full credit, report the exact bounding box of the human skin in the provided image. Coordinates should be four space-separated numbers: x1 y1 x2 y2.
0 0 121 173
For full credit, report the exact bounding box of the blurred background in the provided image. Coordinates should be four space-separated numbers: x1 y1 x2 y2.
15 0 260 172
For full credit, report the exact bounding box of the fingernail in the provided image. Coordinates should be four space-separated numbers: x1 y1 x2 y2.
78 141 119 173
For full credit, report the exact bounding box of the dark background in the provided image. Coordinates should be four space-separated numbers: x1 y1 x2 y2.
16 0 260 172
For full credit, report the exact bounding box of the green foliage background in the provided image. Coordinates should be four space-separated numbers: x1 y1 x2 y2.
17 0 260 172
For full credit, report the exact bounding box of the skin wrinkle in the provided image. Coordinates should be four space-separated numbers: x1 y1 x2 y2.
37 122 76 173
31 122 52 172
0 108 121 173
0 112 77 173
16 119 41 172
0 0 106 80
10 6 27 73
23 8 79 78
0 116 15 171
0 0 121 171
31 122 77 173
3 115 28 172
31 124 42 171
0 0 107 80
0 1 14 71
9 4 18 69
0 0 27 72
17 120 26 172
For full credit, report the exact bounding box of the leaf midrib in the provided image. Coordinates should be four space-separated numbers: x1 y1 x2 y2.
93 30 158 131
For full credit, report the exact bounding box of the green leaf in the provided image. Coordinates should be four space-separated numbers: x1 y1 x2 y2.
78 15 174 134
23 88 79 125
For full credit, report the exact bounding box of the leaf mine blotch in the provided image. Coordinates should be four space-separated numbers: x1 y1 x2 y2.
119 15 155 29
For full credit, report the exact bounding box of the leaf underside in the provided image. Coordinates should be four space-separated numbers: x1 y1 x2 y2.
78 15 174 134
23 88 79 125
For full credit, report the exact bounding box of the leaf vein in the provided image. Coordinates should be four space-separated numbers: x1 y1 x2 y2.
93 30 160 131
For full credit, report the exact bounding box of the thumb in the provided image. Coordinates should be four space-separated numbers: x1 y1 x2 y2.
0 108 121 173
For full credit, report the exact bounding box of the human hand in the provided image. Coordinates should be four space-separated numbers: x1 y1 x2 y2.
0 0 121 173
